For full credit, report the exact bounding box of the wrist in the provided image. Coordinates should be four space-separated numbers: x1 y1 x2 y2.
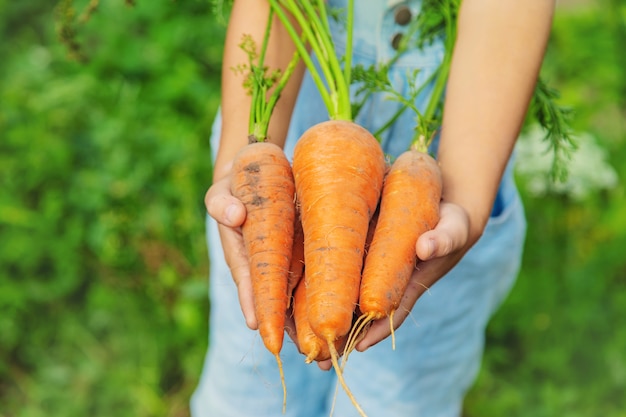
439 172 496 246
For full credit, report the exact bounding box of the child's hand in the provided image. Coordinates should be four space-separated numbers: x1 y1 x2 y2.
358 201 472 351
204 173 258 330
356 201 472 351
207 173 475 369
313 201 473 371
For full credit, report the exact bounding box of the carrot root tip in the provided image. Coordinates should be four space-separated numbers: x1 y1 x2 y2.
389 310 396 351
343 312 375 364
275 353 287 414
327 339 368 417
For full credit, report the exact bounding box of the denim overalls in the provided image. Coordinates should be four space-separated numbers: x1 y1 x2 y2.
192 1 526 416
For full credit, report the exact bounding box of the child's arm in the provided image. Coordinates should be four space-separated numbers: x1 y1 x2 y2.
437 0 554 242
355 0 556 351
205 1 305 330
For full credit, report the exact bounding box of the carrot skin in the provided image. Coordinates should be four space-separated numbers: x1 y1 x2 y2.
293 276 350 363
292 120 385 342
231 141 296 355
287 213 305 308
359 149 442 320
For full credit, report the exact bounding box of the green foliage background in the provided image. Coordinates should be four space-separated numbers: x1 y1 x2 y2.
0 1 624 416
466 2 626 415
1 1 222 415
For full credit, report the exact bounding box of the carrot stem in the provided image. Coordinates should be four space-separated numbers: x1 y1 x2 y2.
371 66 440 140
298 0 351 119
294 0 339 100
247 8 274 139
420 58 448 129
270 0 352 121
260 46 302 139
412 0 456 147
246 8 304 142
268 0 335 114
343 0 354 89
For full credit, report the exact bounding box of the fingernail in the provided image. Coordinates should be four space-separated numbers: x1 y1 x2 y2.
225 204 237 225
355 340 369 352
425 238 436 260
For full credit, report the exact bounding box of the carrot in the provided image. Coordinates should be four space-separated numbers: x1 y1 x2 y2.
228 6 306 411
341 0 454 354
287 213 305 308
270 2 382 415
230 141 296 412
292 276 325 363
293 120 384 339
342 199 381 356
292 120 384 417
351 143 442 351
292 203 371 363
292 274 347 363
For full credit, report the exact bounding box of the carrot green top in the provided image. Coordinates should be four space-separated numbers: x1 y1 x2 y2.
236 8 301 143
263 0 575 178
269 0 354 122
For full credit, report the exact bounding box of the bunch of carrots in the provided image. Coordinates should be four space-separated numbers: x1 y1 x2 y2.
228 2 449 416
225 0 572 416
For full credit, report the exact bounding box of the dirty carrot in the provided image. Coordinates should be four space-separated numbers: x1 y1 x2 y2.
231 141 295 411
293 120 384 342
287 213 305 308
271 1 381 415
230 7 303 412
292 274 347 363
293 120 384 417
353 140 442 350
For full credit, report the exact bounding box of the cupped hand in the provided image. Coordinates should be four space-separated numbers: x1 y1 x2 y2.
206 181 476 369
314 201 474 371
204 174 258 330
356 201 472 351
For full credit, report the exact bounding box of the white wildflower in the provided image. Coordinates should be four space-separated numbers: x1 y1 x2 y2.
515 124 619 200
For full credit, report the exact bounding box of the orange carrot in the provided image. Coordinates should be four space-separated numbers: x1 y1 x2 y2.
287 213 305 308
342 200 381 356
292 121 385 407
270 3 382 414
353 147 442 349
292 276 347 363
230 140 296 410
363 187 382 258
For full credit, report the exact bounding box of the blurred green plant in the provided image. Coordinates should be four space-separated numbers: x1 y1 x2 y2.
1 1 224 416
465 1 626 416
516 125 617 200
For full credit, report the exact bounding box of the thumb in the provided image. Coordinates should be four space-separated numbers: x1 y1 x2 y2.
205 179 246 228
416 203 470 261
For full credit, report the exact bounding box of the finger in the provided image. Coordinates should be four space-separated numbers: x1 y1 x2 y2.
416 202 470 261
218 223 258 330
236 270 257 330
205 178 246 227
355 311 403 352
317 359 332 371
